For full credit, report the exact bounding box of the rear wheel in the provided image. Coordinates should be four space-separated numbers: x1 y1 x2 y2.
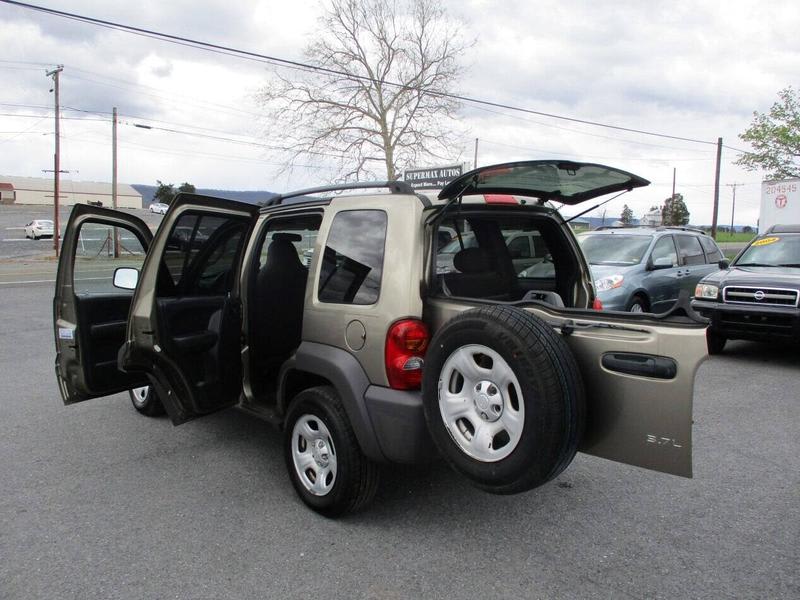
129 385 166 417
422 305 585 494
706 330 727 355
284 386 378 517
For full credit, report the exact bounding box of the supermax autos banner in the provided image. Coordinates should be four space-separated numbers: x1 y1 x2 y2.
403 164 464 190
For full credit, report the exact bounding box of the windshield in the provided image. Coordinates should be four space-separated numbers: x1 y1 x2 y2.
735 235 800 267
578 234 652 265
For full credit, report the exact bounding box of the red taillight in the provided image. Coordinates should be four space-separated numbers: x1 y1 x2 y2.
385 319 430 390
592 297 604 310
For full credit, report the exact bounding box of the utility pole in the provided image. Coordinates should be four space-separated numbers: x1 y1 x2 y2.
711 137 722 239
671 167 676 199
46 65 64 256
727 183 743 236
112 106 120 257
473 138 479 170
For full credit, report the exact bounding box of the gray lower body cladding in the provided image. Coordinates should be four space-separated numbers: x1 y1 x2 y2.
284 342 434 464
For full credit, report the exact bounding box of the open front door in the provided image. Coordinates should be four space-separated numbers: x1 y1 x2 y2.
54 204 153 404
119 194 258 425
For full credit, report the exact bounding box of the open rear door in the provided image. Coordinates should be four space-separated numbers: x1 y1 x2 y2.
54 204 153 403
119 194 258 425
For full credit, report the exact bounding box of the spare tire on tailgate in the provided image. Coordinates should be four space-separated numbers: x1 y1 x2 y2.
421 305 585 494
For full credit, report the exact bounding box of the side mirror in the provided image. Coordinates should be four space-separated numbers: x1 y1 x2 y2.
650 257 674 270
113 267 139 290
718 259 730 269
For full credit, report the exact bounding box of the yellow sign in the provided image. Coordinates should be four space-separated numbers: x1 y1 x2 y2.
752 236 780 247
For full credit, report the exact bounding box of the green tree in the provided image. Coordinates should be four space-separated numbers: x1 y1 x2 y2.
662 193 690 226
620 204 634 225
154 181 196 204
735 86 800 179
154 180 175 204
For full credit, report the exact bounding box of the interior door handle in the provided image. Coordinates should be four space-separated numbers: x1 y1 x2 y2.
172 331 218 353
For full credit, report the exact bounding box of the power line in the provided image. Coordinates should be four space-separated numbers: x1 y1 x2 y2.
478 138 714 162
0 0 722 147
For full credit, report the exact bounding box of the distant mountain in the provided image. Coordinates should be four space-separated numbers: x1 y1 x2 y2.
132 184 277 206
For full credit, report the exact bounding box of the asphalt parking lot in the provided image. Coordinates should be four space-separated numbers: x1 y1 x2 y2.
0 274 798 599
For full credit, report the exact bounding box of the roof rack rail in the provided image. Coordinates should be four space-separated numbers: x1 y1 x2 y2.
266 181 415 206
765 224 800 234
655 225 706 234
593 225 638 231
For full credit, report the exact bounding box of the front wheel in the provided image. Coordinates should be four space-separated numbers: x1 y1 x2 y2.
422 305 585 495
129 385 166 417
284 386 379 517
627 296 648 313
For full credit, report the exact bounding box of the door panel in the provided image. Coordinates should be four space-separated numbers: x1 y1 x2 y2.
54 205 152 404
424 297 706 477
119 194 258 425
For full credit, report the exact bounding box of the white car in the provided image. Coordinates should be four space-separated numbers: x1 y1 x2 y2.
149 202 169 215
25 219 54 240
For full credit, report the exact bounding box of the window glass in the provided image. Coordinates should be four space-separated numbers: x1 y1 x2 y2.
257 214 322 269
507 235 531 259
676 235 705 266
435 217 553 280
699 236 723 262
577 234 652 266
318 210 387 305
650 236 678 267
73 222 146 294
735 235 800 267
157 213 249 297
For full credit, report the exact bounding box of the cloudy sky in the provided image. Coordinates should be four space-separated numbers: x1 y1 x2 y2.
1 0 798 225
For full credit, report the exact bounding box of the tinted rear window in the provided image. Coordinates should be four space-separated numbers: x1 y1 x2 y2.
318 210 387 305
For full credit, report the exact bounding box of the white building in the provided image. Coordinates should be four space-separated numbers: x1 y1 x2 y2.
0 176 142 208
640 207 663 227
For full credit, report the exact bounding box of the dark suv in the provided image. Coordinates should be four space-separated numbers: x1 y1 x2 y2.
577 227 723 312
692 224 800 353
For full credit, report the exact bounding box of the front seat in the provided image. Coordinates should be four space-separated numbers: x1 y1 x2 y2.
254 233 308 377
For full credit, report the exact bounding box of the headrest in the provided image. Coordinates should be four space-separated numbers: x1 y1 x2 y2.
453 247 491 273
272 232 302 242
266 238 302 267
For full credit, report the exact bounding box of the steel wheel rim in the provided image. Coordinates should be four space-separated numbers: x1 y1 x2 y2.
291 414 338 496
438 344 525 462
131 386 150 407
629 302 644 313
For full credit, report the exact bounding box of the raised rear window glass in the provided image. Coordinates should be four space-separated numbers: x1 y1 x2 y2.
158 213 249 297
318 210 387 305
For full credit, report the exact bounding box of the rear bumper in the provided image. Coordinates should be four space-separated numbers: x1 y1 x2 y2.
363 386 436 464
692 299 800 342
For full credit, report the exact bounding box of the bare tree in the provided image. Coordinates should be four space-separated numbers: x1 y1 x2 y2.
258 0 470 182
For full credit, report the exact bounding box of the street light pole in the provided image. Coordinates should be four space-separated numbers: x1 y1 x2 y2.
46 65 64 257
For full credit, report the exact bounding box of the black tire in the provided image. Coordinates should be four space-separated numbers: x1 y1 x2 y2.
422 305 585 495
627 295 648 313
706 330 727 355
129 385 166 417
284 386 379 517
